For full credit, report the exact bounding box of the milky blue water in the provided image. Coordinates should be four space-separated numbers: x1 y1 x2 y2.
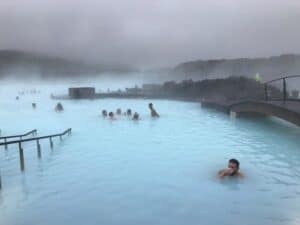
1 84 300 225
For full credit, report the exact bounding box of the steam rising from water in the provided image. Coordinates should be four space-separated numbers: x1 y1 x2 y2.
0 0 300 68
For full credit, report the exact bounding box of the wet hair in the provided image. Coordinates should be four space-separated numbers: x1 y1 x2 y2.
229 159 240 169
55 102 64 111
149 103 153 108
108 112 114 117
127 109 132 116
102 110 107 116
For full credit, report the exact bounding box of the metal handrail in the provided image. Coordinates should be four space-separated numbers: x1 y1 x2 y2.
0 128 72 189
0 129 37 140
264 75 300 84
0 128 71 147
264 75 300 102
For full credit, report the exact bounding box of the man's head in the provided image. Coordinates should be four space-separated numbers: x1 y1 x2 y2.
228 159 240 174
149 103 153 109
133 112 139 119
109 112 114 118
116 108 122 115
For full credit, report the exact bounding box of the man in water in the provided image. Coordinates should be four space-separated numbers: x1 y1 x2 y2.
126 109 132 116
55 102 64 112
132 112 139 120
108 112 115 120
116 108 122 115
218 159 244 178
102 110 108 117
148 103 159 117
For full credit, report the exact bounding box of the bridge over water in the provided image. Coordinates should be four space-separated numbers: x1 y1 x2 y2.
228 75 300 126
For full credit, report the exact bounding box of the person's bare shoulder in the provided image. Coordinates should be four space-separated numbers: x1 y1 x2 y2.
217 169 227 178
237 171 245 178
218 169 225 174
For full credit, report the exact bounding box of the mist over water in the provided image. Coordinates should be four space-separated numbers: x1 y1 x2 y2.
1 0 300 67
1 1 300 225
0 74 161 94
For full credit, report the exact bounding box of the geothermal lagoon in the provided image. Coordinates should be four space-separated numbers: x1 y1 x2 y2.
1 83 300 225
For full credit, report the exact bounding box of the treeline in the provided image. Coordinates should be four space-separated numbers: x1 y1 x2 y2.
172 54 300 81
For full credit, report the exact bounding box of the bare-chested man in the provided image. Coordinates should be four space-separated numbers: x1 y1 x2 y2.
148 103 159 117
218 159 244 178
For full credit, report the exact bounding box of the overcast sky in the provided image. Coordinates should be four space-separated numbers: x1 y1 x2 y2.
0 0 300 68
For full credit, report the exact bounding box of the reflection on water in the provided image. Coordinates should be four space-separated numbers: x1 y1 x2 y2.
0 84 300 225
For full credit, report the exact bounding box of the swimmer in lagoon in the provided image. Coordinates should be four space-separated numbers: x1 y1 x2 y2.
108 112 115 120
126 109 132 116
148 103 159 117
132 112 139 120
55 102 64 112
218 159 244 178
116 108 122 115
102 110 108 117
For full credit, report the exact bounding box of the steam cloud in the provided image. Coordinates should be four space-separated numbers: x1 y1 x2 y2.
0 0 300 68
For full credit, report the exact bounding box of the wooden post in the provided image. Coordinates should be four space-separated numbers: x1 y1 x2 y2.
0 172 2 190
19 142 25 171
50 137 53 149
37 139 41 159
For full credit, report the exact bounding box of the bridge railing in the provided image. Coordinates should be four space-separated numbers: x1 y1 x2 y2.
0 129 37 149
264 75 300 102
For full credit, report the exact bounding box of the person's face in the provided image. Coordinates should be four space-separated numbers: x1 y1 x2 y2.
228 162 238 173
